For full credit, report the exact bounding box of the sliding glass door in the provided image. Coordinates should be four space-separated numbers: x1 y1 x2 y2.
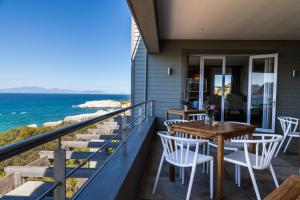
200 56 225 121
185 54 277 132
247 54 278 132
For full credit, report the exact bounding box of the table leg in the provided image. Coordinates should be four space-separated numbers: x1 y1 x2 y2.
247 132 255 186
216 135 224 200
169 137 175 181
248 132 255 153
165 111 169 120
183 113 187 120
165 110 176 181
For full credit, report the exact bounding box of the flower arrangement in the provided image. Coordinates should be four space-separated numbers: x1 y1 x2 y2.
203 104 216 115
203 104 216 125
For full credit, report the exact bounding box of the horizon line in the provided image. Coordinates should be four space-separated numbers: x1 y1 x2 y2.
0 92 130 95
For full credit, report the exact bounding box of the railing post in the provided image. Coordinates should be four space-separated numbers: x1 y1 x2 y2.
149 101 153 117
144 103 147 120
138 107 143 124
122 114 128 154
54 139 66 200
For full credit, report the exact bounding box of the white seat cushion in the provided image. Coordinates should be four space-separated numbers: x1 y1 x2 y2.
288 131 300 137
166 148 213 166
209 140 243 151
224 150 264 169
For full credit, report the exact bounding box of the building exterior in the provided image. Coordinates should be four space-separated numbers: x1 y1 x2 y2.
129 0 300 133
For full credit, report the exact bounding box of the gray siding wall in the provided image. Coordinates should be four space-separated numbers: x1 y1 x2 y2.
131 20 146 107
132 39 300 132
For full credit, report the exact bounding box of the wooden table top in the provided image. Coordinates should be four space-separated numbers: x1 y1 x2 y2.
166 108 205 115
264 175 300 200
170 121 256 139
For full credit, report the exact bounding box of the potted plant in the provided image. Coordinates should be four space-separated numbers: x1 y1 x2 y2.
203 104 216 125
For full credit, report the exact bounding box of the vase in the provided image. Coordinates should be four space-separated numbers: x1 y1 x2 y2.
205 113 215 125
184 105 188 111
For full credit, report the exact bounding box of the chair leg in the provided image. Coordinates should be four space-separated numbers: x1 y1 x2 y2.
283 136 292 153
182 168 185 185
269 164 279 188
247 166 261 200
152 153 164 195
179 166 182 179
275 136 287 157
202 144 206 173
186 165 197 200
210 159 214 199
238 165 241 187
206 144 210 174
235 165 238 185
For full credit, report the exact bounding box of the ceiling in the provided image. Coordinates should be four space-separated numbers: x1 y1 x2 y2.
156 0 300 40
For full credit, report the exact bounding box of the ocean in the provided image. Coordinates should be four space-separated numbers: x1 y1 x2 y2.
0 93 130 133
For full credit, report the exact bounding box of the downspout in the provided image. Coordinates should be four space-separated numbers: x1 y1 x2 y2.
144 48 148 116
131 57 135 107
131 34 141 121
131 34 141 106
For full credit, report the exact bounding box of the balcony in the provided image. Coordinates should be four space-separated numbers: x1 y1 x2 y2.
0 101 299 200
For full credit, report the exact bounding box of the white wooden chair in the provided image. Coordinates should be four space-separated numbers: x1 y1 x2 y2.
207 121 250 186
188 113 206 121
164 119 206 181
224 134 283 200
164 119 189 132
275 117 299 157
153 131 214 200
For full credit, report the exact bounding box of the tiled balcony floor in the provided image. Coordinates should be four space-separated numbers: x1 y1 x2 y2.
138 135 299 200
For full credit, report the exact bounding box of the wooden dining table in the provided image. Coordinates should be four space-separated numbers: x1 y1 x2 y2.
169 121 256 200
165 108 205 120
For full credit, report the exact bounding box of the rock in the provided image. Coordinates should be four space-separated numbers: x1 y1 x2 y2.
121 102 131 108
73 100 122 108
27 124 38 128
43 120 63 127
64 109 114 123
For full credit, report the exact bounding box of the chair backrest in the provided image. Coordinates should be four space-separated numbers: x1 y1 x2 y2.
227 94 243 110
157 131 208 167
188 113 206 121
164 119 189 131
278 117 299 137
225 121 250 142
232 134 283 169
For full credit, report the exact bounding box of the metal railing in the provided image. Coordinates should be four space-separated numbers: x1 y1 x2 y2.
0 100 154 199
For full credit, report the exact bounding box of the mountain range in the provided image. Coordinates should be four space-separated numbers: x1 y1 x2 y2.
0 86 104 94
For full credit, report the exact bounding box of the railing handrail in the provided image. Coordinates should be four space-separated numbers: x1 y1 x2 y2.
0 100 151 162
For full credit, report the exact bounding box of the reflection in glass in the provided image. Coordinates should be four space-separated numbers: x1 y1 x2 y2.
186 56 200 109
202 59 223 121
224 56 249 122
250 58 275 129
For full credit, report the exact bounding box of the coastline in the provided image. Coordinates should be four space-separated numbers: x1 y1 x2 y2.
0 93 130 133
14 99 131 131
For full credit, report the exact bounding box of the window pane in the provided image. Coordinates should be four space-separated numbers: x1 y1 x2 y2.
186 56 200 109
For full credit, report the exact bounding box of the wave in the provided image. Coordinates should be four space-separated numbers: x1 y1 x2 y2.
11 112 16 115
20 112 27 115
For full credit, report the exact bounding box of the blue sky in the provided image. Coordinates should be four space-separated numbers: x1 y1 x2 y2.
0 0 131 94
